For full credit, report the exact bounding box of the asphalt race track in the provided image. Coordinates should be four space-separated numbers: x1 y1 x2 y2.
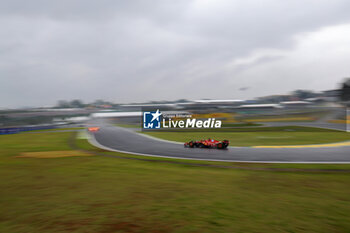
89 124 350 163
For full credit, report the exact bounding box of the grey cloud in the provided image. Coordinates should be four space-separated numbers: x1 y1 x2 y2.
1 0 350 107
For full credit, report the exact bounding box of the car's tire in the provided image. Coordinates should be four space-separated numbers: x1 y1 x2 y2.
217 143 223 149
199 143 205 148
189 141 194 148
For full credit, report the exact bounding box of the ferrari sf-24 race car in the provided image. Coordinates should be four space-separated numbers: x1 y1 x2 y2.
184 138 229 149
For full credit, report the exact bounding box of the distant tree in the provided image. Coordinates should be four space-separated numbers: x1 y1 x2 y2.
175 99 189 103
93 99 106 106
292 90 317 100
70 99 84 108
57 100 70 108
340 78 350 102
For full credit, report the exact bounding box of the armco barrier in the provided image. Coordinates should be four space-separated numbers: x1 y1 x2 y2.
0 125 56 135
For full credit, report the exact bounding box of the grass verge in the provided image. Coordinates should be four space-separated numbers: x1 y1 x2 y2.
0 131 350 232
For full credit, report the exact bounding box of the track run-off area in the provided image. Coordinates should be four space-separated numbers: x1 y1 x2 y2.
89 122 350 164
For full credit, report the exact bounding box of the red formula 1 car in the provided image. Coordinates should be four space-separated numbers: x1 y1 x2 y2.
184 138 229 149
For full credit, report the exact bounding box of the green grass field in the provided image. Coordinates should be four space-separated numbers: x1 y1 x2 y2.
142 126 350 146
114 123 141 128
1 131 350 232
34 127 84 132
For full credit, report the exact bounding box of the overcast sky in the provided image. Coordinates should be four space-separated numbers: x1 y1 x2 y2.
1 0 350 107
